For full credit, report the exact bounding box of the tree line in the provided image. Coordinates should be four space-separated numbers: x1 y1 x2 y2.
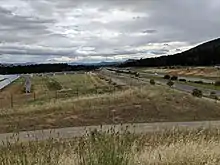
120 38 220 67
0 64 99 74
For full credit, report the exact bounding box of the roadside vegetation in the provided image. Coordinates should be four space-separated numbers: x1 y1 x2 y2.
179 80 220 91
150 79 155 85
192 89 203 98
2 127 220 165
167 80 174 87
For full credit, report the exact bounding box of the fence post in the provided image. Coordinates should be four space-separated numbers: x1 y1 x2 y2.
0 98 1 109
34 92 36 101
76 88 79 97
10 94 13 108
55 90 58 100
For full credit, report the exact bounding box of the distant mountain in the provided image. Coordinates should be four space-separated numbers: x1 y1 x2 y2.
0 61 121 68
14 62 37 66
123 59 137 64
120 38 220 67
96 61 121 66
1 62 37 67
68 62 83 66
69 61 121 66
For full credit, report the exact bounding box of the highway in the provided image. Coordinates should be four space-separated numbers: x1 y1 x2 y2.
143 72 214 84
140 72 220 96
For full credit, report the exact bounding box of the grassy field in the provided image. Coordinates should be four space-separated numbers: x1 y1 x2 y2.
1 127 220 165
0 78 26 108
0 72 118 109
0 82 220 133
1 70 220 164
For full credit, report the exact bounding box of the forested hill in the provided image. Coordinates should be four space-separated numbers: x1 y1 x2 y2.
0 63 99 74
120 38 220 67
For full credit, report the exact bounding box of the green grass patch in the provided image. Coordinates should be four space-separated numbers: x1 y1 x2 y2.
179 81 220 91
45 77 62 91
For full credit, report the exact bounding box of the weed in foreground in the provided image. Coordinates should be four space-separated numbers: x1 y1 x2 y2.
1 127 220 165
76 127 140 165
0 126 141 165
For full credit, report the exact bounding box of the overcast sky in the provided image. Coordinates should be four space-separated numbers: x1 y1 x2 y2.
0 0 219 63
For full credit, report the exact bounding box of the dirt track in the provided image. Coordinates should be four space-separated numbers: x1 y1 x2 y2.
1 120 220 145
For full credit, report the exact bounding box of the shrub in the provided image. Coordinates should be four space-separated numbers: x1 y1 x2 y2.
112 82 117 86
47 80 62 91
77 128 138 165
167 80 174 87
194 81 204 84
135 72 140 77
179 79 187 82
210 91 218 100
192 89 203 98
164 74 171 79
171 75 178 81
215 81 220 86
150 79 156 85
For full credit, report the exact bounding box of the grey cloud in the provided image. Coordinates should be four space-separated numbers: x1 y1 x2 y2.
145 0 220 44
0 44 77 56
0 5 54 44
151 49 170 55
0 0 219 63
143 30 157 34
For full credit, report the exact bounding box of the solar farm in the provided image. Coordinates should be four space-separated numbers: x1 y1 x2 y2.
0 68 219 133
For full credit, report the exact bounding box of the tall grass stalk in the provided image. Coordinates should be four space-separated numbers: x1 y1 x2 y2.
1 127 220 164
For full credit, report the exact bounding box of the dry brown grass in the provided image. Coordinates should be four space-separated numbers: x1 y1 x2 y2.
0 84 219 133
132 128 220 165
0 73 117 109
2 127 220 165
136 140 220 164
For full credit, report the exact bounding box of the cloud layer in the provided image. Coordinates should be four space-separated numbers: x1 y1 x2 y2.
0 0 219 63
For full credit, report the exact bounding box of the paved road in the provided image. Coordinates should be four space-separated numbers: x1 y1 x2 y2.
144 72 215 84
101 69 220 96
101 69 147 86
140 72 220 96
99 69 127 86
1 121 220 145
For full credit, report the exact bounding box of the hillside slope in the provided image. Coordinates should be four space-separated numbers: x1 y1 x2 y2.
120 38 220 67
